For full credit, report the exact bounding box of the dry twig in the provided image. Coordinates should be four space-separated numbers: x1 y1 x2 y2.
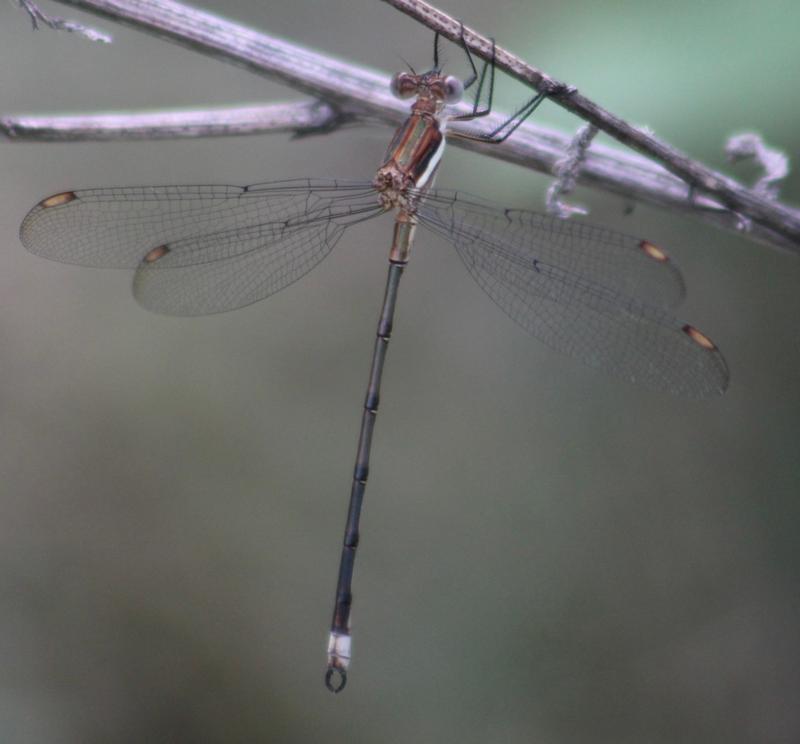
16 0 111 42
1 101 349 140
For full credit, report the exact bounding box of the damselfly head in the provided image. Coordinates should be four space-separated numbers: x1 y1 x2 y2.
390 71 463 104
390 72 418 99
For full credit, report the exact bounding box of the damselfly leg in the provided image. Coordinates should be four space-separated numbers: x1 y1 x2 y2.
442 24 550 142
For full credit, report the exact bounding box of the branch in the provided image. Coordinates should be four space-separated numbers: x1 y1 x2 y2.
546 124 598 219
6 0 798 253
381 0 800 248
0 101 353 140
17 0 111 42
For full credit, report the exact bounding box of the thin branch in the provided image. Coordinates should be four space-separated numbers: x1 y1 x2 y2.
51 0 402 115
17 0 111 42
6 0 799 253
381 0 800 247
0 101 352 140
546 124 598 219
726 132 789 200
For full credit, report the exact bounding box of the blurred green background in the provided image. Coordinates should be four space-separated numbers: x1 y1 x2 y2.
2 1 799 742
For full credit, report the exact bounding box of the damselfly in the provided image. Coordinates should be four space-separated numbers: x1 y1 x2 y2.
19 32 728 693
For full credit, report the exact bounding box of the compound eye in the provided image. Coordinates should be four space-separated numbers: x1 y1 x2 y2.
442 75 464 103
390 72 417 99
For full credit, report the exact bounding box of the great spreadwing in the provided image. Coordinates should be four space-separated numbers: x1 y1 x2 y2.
19 31 728 693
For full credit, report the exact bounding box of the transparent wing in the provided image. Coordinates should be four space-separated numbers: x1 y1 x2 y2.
419 189 686 307
20 179 383 315
132 214 355 316
417 190 728 397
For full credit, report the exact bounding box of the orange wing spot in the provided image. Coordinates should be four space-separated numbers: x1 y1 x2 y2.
40 191 77 208
143 245 170 264
682 324 716 350
639 240 668 262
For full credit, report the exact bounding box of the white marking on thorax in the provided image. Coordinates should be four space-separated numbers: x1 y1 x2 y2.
415 118 448 191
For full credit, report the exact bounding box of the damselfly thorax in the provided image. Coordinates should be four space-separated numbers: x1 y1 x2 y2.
374 70 462 210
372 71 462 265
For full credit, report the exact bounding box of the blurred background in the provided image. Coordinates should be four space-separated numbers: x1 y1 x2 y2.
1 0 799 742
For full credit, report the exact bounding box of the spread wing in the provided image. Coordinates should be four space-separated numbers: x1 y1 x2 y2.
21 179 382 315
418 189 728 397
